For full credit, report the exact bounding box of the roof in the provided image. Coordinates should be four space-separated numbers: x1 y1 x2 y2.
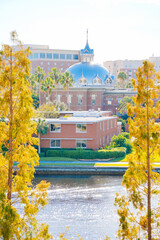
80 40 94 55
67 62 114 86
45 116 117 124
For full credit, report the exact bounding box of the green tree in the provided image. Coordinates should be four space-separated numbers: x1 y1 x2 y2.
110 134 132 154
60 71 74 109
115 61 160 240
116 71 128 88
31 66 45 105
37 119 48 154
34 102 58 119
53 100 68 111
48 68 61 101
41 76 55 103
118 96 134 115
0 32 52 239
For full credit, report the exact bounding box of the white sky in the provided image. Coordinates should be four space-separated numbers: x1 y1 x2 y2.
1 0 160 64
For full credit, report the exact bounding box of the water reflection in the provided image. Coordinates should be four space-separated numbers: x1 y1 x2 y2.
33 175 123 240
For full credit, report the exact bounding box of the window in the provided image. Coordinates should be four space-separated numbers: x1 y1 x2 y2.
66 54 72 59
61 62 63 66
61 68 63 71
60 54 65 59
47 53 52 59
111 120 113 128
57 95 61 102
53 53 59 59
67 94 72 105
73 54 78 60
76 140 86 148
107 98 112 105
76 124 87 132
103 122 105 131
91 94 96 105
103 136 105 145
54 62 57 65
50 139 61 148
47 67 50 71
29 54 33 59
78 95 83 105
50 123 61 132
41 62 43 65
40 53 45 58
107 120 109 129
48 62 50 65
34 53 38 59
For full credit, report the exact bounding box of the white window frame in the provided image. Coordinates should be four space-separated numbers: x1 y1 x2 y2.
50 123 61 132
103 136 105 145
50 139 61 148
76 139 87 148
76 124 87 133
107 120 109 130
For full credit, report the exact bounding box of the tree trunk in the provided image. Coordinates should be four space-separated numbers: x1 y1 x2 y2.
147 72 151 240
7 48 13 202
38 133 41 154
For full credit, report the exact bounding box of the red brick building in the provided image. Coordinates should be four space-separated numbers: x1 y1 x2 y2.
40 111 121 150
41 88 135 114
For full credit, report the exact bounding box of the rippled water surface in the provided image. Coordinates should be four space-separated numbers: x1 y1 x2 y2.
33 175 123 240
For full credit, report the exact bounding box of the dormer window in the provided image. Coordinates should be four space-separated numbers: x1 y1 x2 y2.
93 77 102 85
79 76 87 85
107 77 112 84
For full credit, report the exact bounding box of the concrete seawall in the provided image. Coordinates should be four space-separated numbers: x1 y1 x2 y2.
35 164 160 176
35 166 127 175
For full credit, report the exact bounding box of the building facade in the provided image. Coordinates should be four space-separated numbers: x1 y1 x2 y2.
40 111 121 150
23 44 81 74
40 37 135 114
103 55 160 81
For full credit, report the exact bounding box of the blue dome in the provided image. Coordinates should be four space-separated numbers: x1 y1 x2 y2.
67 62 114 87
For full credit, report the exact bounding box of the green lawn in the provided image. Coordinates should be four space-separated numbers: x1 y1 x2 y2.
39 162 95 166
40 157 77 162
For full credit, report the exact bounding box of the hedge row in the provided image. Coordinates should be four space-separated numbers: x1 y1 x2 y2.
46 147 126 159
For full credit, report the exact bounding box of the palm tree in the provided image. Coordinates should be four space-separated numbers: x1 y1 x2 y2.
41 76 55 103
60 71 74 109
118 96 134 115
48 68 61 101
37 118 48 154
32 66 45 105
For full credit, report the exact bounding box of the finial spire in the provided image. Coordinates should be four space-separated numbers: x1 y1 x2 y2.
86 29 88 43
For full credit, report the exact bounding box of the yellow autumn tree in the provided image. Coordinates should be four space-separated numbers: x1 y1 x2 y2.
0 32 52 239
115 61 160 240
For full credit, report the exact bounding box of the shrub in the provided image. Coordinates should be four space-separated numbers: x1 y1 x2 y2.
39 152 45 157
110 134 132 154
119 132 129 139
46 147 126 159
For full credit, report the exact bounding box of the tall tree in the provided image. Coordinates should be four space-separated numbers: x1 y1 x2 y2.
118 96 134 115
115 61 160 240
48 68 61 102
116 71 128 88
60 71 74 109
41 76 55 103
31 66 45 105
37 119 48 154
0 32 52 239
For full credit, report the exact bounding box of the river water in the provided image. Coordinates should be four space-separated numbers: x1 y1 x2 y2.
33 175 124 240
